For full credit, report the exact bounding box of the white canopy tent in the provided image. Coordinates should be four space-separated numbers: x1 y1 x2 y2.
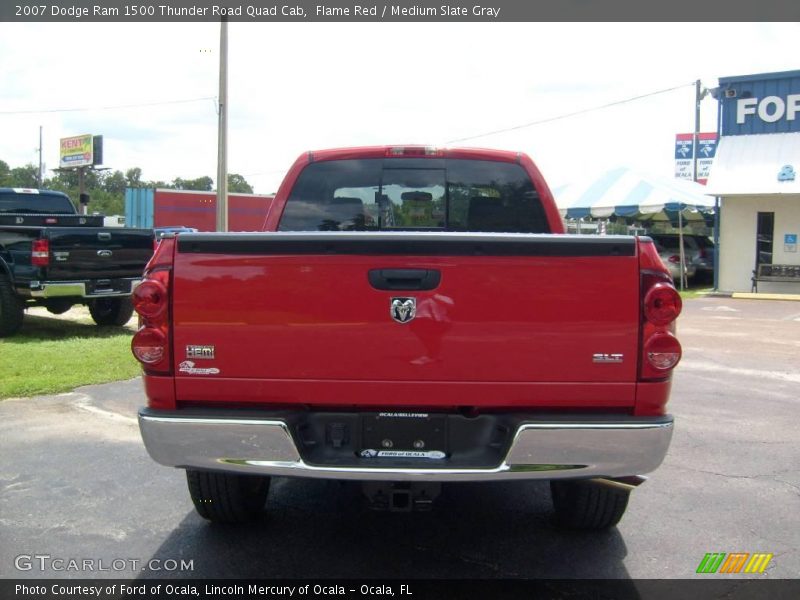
552 166 716 220
551 166 717 288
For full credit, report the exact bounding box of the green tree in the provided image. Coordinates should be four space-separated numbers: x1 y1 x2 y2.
40 168 123 215
0 160 11 186
46 169 79 189
86 190 124 215
103 170 127 195
146 180 171 189
125 167 142 188
9 164 39 188
173 176 213 191
81 168 101 190
227 173 253 194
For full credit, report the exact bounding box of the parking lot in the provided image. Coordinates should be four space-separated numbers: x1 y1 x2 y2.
1 296 798 580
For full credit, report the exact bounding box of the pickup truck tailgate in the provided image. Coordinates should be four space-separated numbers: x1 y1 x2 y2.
43 227 154 280
171 233 640 409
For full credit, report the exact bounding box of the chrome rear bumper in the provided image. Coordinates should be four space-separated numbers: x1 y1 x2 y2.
28 278 141 298
138 410 673 482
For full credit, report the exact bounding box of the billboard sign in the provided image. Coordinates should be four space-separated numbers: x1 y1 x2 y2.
675 132 718 185
59 134 93 168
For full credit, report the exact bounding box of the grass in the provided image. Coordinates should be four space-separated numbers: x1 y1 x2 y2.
0 307 141 399
679 287 714 300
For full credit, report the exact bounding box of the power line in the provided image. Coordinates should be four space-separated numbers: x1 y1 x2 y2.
445 82 694 144
0 96 217 115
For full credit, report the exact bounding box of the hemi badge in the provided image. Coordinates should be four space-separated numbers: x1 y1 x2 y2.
593 353 624 364
186 345 215 360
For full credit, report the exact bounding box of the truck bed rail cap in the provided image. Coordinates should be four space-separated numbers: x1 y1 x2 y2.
176 232 637 257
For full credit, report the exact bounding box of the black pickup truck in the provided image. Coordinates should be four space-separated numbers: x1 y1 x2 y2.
0 187 154 336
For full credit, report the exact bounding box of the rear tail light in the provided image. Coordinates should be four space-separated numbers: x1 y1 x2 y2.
644 283 682 326
644 333 682 371
31 239 50 267
132 279 168 319
638 239 683 383
668 255 681 264
132 328 167 364
131 237 175 375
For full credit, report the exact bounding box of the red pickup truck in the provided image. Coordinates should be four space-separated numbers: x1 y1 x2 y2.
134 146 681 529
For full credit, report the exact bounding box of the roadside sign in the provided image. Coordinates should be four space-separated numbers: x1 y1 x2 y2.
696 133 718 185
59 134 94 168
674 133 694 181
675 132 718 184
785 233 798 253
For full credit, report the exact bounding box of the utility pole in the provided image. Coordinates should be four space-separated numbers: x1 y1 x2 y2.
677 79 704 291
38 126 43 188
78 166 88 215
693 79 701 184
215 17 229 232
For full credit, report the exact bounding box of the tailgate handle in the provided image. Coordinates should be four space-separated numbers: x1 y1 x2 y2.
368 269 441 291
98 232 112 241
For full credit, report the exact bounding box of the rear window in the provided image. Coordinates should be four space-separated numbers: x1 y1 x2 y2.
278 158 549 233
0 192 75 214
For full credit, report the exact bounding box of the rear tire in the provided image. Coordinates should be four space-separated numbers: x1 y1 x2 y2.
550 480 630 530
0 274 25 337
88 297 134 326
186 470 270 523
45 298 74 315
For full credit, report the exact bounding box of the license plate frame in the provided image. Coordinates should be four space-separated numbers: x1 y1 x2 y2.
361 412 447 457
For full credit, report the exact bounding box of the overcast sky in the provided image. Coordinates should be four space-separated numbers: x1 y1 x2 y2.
1 22 798 194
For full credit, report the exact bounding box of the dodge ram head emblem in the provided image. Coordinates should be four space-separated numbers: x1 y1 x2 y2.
390 297 416 323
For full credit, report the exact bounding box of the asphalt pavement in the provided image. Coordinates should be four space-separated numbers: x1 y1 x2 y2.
1 296 798 579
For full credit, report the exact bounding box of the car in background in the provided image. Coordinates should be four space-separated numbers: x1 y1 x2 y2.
690 235 716 280
652 237 696 282
650 234 715 282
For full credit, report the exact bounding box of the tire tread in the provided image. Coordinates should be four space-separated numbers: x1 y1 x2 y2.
88 297 134 326
186 470 269 523
550 480 630 530
0 274 25 337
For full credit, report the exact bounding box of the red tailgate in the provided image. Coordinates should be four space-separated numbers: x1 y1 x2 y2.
171 233 639 409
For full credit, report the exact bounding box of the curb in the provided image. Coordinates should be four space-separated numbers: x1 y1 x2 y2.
731 292 800 302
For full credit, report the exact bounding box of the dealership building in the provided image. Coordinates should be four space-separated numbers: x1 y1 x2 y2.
707 69 800 294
